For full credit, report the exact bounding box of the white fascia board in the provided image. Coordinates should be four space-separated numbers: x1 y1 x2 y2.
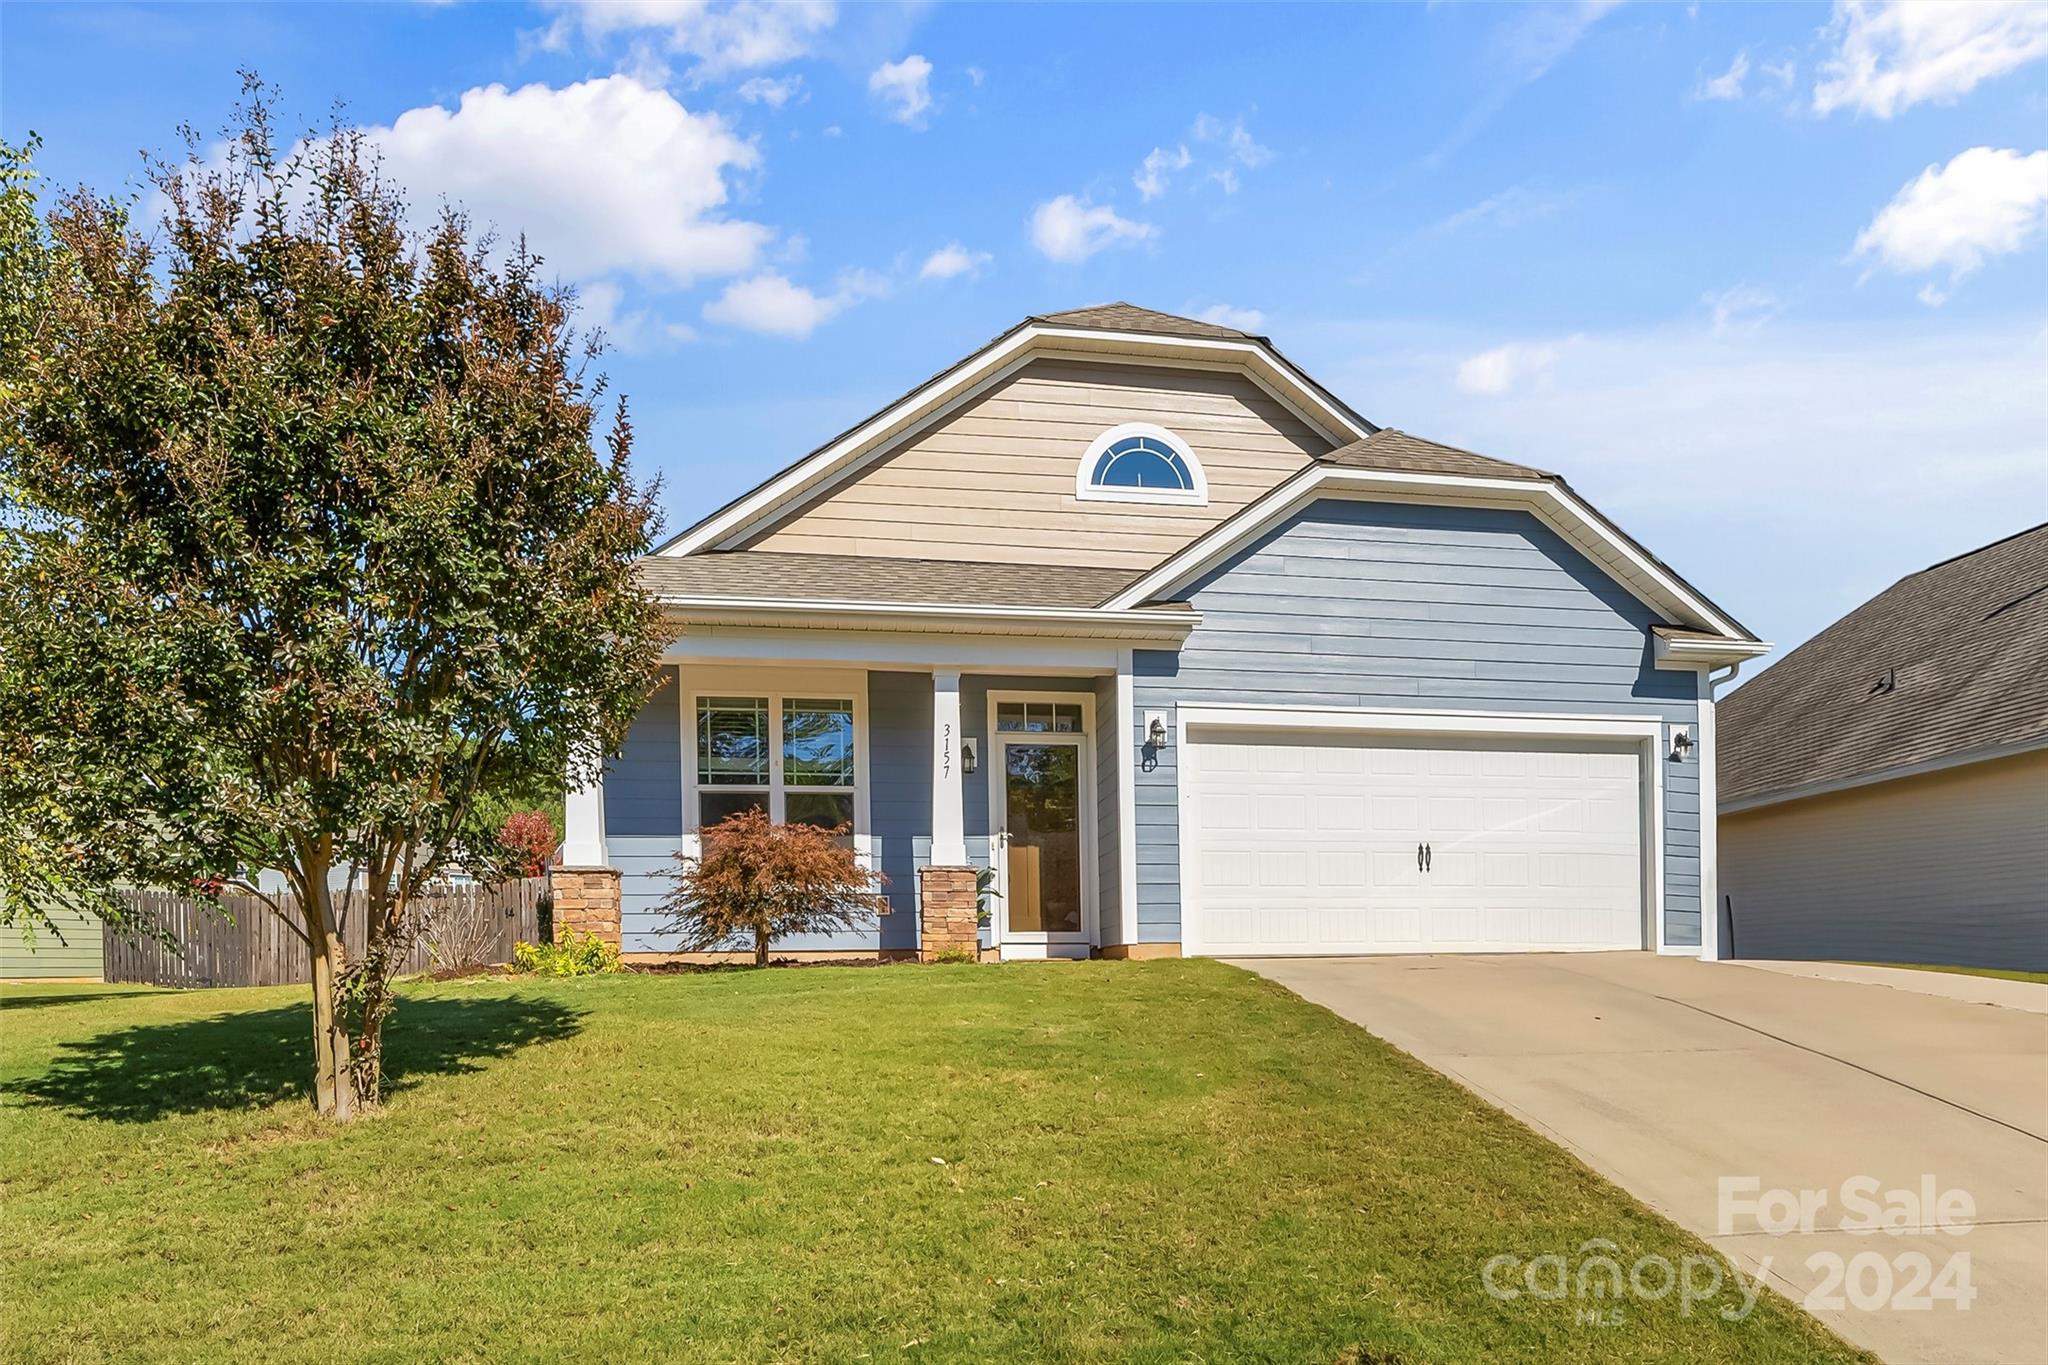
656 595 1199 642
1106 465 1752 641
1653 634 1774 670
660 324 1372 558
1718 735 2048 815
1024 329 1373 445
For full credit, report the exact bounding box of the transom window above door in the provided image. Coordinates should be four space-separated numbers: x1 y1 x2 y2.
996 700 1086 734
1074 422 1209 506
696 694 857 832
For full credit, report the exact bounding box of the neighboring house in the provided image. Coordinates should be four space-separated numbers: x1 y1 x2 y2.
1718 525 2048 971
0 905 105 982
556 304 1766 962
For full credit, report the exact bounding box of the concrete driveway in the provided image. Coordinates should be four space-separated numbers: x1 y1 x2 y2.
1237 953 2048 1365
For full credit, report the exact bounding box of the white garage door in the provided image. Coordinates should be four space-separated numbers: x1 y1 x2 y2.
1185 729 1645 956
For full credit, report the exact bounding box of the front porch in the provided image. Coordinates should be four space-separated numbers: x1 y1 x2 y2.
560 624 1175 963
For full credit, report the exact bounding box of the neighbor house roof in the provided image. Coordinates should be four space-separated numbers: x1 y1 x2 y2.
1719 523 2048 808
637 550 1144 610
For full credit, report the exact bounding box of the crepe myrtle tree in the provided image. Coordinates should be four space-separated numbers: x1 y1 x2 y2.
0 88 665 1119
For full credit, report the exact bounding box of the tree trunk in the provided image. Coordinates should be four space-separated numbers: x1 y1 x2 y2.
755 928 770 968
307 924 357 1122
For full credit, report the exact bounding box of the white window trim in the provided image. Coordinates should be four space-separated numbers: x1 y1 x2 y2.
1172 704 1669 958
1074 422 1210 506
679 667 873 864
986 688 1099 955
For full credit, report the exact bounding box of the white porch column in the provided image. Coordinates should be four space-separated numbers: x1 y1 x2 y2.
1696 668 1723 962
562 743 608 867
1114 649 1139 948
930 670 968 866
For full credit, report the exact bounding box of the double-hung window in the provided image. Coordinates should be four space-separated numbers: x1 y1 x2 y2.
695 693 858 833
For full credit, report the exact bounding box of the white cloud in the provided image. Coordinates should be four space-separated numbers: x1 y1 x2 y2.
1704 283 1781 333
1192 113 1273 169
1761 58 1799 90
1134 144 1191 201
363 76 768 288
1697 50 1750 100
1813 0 2048 118
702 274 836 338
1327 316 2048 656
965 65 986 87
701 268 885 338
737 74 803 107
918 242 990 280
1492 0 1626 83
1456 341 1564 396
538 0 837 79
1028 195 1155 263
869 54 934 126
1133 114 1270 203
1192 304 1266 331
1853 146 2048 303
1432 185 1574 236
1424 1 1621 167
576 280 694 352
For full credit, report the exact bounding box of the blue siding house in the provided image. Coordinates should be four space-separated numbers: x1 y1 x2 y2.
557 305 1767 963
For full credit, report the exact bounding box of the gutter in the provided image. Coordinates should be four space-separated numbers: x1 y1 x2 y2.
1652 632 1774 671
655 594 1201 642
1719 735 2048 815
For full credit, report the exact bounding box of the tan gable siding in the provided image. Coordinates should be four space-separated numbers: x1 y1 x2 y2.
742 358 1334 569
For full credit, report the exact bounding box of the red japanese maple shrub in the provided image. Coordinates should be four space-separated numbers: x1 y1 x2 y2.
658 808 888 966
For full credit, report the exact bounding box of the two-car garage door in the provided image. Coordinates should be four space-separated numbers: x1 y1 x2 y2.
1183 728 1647 956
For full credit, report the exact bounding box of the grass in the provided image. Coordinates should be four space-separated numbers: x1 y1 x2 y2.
1 963 1868 1364
1840 961 2048 985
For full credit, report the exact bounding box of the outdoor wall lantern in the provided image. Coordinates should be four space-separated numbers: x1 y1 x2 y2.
961 737 978 775
1670 726 1694 761
1146 712 1170 748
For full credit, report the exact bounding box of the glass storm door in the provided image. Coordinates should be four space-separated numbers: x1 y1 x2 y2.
1002 743 1083 938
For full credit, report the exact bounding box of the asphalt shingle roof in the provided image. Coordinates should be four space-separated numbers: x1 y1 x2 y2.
1718 523 2048 805
637 551 1146 610
1031 302 1258 341
1318 428 1552 481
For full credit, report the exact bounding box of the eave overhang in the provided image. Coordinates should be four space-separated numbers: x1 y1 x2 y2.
656 595 1200 643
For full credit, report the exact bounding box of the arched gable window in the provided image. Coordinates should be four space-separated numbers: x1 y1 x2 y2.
1074 423 1209 505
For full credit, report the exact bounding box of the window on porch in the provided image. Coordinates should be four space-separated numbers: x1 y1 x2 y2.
696 694 858 832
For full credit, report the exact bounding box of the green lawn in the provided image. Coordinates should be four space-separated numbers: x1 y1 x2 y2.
1842 961 2048 986
1 963 1866 1364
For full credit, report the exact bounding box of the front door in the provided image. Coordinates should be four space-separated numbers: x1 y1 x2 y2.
1001 742 1084 939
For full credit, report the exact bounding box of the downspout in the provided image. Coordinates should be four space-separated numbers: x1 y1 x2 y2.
1697 662 1743 962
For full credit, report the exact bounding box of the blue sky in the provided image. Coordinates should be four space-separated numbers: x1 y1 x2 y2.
5 1 2045 668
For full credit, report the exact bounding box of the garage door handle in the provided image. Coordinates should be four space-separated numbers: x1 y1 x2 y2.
1417 842 1424 872
1424 842 1432 872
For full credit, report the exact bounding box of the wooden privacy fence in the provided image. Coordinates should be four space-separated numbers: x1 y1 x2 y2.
103 879 547 989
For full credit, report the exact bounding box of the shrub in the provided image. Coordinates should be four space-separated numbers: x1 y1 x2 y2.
658 808 889 966
513 930 619 977
498 810 558 879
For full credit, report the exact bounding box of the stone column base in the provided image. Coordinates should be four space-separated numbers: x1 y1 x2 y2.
550 866 622 948
917 866 980 962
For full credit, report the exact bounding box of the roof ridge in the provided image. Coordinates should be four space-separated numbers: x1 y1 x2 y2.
1908 520 2048 578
